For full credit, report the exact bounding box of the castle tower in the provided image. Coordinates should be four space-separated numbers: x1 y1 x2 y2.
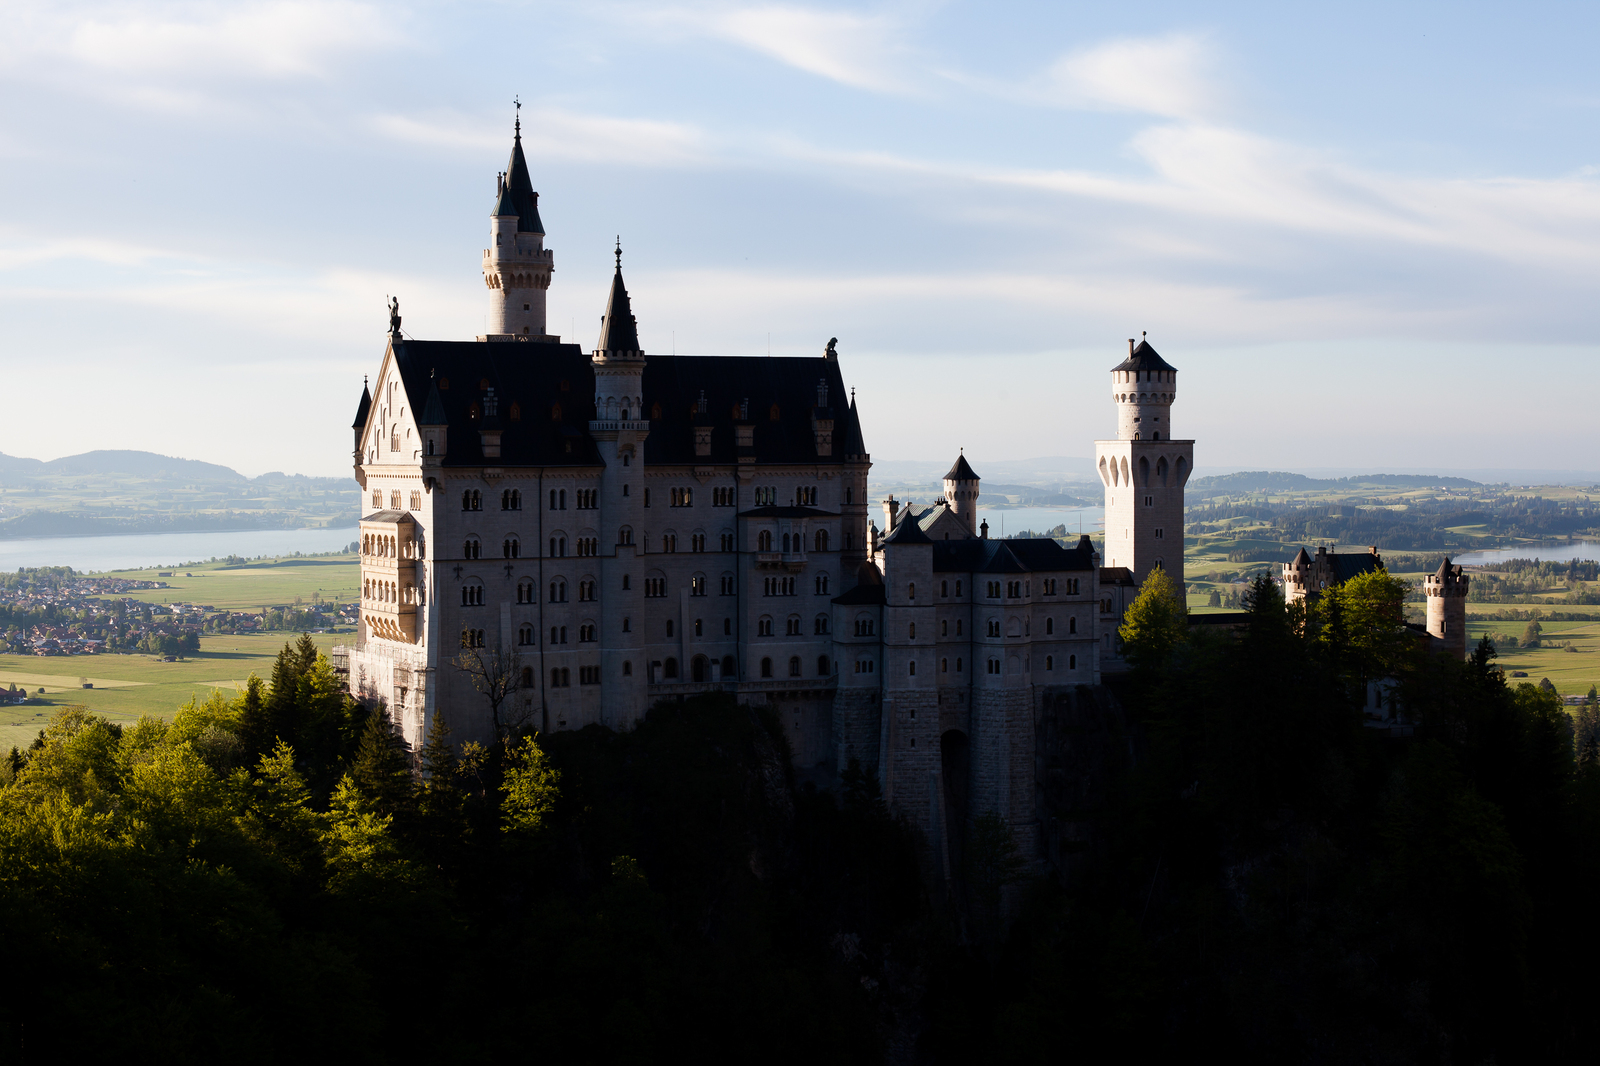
482 113 556 340
589 242 650 728
942 451 980 537
1425 557 1469 659
1283 546 1312 603
1093 335 1193 592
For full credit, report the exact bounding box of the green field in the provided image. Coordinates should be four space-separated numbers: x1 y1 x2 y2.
0 631 343 753
96 555 361 610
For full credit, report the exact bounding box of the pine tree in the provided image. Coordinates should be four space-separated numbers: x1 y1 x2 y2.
235 675 272 762
350 706 415 822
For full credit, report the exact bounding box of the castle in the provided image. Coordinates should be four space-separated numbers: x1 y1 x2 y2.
344 119 1195 850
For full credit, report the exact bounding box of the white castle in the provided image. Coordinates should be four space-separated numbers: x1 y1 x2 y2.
344 120 1202 847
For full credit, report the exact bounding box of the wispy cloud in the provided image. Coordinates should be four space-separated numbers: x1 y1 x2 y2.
375 107 714 167
1042 34 1218 119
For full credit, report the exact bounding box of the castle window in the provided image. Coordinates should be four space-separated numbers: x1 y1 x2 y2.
619 526 634 546
372 491 382 509
691 575 706 596
518 624 533 646
1045 655 1053 670
579 624 596 642
579 580 595 601
1046 618 1054 635
623 617 631 632
549 580 567 602
1069 654 1076 669
786 616 801 636
691 533 706 552
759 530 773 552
460 584 484 607
815 574 829 595
761 657 773 678
908 660 916 676
1069 616 1077 634
1155 529 1164 539
956 657 962 672
517 580 534 603
503 537 520 558
909 622 916 639
814 615 829 635
789 656 801 677
758 617 773 636
463 538 480 559
941 658 948 673
909 583 915 600
818 655 831 676
409 491 421 510
549 536 566 557
580 666 600 685
623 661 632 676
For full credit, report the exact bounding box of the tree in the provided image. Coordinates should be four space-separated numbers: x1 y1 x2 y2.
452 640 527 741
1524 620 1543 648
500 734 559 836
1118 567 1186 672
349 707 413 821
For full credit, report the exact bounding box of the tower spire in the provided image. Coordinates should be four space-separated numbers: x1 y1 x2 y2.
597 242 640 353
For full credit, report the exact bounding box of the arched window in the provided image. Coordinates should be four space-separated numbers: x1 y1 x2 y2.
1045 655 1053 670
758 530 773 552
815 529 828 552
909 622 916 639
908 660 916 676
623 661 633 676
761 657 773 678
941 658 948 673
1046 617 1054 635
520 667 533 687
1069 654 1076 670
817 655 830 676
789 656 801 677
663 657 678 679
781 533 790 553
1068 616 1077 634
518 624 533 646
503 536 519 558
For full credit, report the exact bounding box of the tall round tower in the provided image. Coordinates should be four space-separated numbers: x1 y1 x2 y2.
942 450 980 537
1093 334 1193 595
1425 557 1470 659
1112 333 1176 440
482 114 555 339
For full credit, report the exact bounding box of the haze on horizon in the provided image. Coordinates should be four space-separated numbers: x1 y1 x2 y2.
2 1 1597 479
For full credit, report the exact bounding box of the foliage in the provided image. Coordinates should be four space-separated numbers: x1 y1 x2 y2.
1118 567 1187 671
499 733 559 835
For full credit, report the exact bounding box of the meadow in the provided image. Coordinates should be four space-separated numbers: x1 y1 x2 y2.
0 556 361 750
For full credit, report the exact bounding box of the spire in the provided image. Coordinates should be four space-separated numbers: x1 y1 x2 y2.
419 369 447 426
500 107 544 235
944 449 979 482
492 170 517 218
351 377 372 429
596 240 641 353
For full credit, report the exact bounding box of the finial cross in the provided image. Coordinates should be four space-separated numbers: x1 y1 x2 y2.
614 236 622 271
514 95 521 134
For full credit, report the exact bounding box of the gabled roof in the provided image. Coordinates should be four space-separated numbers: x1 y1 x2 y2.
351 380 372 429
1101 566 1136 586
930 537 1096 574
502 127 544 234
383 340 864 469
881 514 933 545
1112 337 1176 374
944 452 979 482
597 268 641 353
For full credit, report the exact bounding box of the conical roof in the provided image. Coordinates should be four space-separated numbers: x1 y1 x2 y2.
351 380 372 429
1112 337 1177 373
1434 556 1454 580
944 451 979 482
596 267 641 353
492 175 517 218
418 376 447 426
1291 547 1311 566
502 127 545 234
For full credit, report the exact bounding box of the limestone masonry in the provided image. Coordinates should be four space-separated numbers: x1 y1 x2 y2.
344 120 1195 852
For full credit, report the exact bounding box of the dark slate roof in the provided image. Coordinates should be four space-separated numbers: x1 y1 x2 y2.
737 506 839 518
838 394 866 456
1435 557 1454 579
1112 338 1176 374
1101 566 1136 586
944 452 979 482
597 268 640 353
1328 552 1384 583
351 381 371 429
361 509 409 522
833 582 887 605
882 514 933 545
502 128 544 234
384 339 866 470
492 177 517 218
931 537 1096 574
1291 547 1311 566
419 376 447 426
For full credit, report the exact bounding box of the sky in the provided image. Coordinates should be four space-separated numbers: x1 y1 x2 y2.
2 0 1599 479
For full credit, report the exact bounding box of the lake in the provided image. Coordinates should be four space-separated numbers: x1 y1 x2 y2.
0 527 359 572
1454 542 1600 566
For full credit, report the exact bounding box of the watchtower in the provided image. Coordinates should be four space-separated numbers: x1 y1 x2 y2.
482 111 556 340
1424 557 1469 659
1093 335 1193 592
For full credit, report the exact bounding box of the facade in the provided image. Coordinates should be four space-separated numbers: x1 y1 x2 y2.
1283 544 1386 604
344 121 1178 856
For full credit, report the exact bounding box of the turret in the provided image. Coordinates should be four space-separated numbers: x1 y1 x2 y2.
351 376 372 463
1425 557 1470 659
591 240 645 422
482 111 555 340
1283 546 1312 603
1111 333 1177 441
942 450 980 537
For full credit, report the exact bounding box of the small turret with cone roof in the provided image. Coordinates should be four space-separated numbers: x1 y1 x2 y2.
351 376 372 466
591 239 647 426
1425 555 1470 659
481 100 555 340
942 449 980 537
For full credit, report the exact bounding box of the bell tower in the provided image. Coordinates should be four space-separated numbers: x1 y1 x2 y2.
1094 334 1193 593
482 105 556 341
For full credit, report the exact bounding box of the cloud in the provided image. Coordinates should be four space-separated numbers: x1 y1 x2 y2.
375 107 714 167
1043 33 1217 119
651 2 914 93
65 1 403 79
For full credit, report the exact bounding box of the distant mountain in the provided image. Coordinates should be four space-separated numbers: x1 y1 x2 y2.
1189 470 1483 499
34 450 246 482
